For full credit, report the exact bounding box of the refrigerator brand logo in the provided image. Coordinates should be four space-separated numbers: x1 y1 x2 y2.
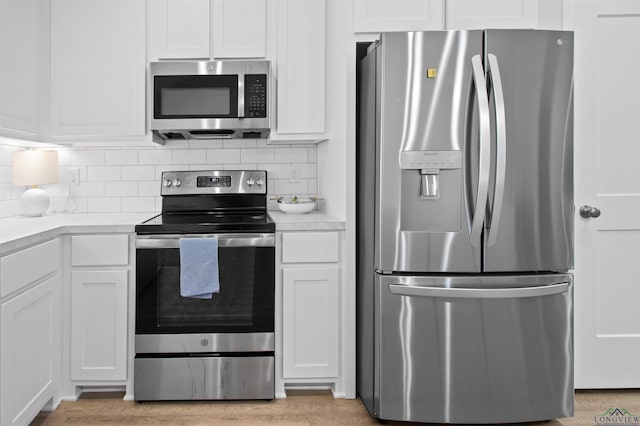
594 408 640 425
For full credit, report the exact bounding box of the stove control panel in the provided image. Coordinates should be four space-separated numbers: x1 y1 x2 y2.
161 170 267 195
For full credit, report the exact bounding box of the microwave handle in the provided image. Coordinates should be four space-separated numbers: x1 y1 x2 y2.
238 75 245 118
136 233 275 249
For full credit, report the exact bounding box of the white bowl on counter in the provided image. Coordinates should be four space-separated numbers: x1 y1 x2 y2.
276 197 316 214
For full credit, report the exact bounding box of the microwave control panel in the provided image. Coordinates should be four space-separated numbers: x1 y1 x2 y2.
244 74 267 118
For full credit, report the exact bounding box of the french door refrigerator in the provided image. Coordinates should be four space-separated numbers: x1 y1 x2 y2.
357 30 574 424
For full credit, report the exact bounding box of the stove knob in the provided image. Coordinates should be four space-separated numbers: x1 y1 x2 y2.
256 178 264 187
173 179 181 187
247 178 255 187
163 179 172 188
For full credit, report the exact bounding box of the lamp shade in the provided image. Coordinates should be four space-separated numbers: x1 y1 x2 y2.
12 149 59 186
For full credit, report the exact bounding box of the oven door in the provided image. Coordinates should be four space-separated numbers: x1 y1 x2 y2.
135 233 274 339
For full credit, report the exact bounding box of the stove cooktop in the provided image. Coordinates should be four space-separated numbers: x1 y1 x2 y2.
136 170 275 235
135 211 275 235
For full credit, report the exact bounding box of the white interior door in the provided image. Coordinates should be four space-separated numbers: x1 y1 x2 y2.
565 0 640 388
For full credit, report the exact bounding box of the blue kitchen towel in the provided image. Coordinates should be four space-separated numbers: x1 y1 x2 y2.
179 237 220 299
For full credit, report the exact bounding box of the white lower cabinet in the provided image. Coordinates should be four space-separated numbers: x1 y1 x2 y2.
282 266 339 378
70 270 128 381
0 239 61 426
278 230 348 396
63 234 133 400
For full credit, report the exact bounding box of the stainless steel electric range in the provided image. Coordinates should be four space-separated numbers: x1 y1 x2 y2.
134 170 275 401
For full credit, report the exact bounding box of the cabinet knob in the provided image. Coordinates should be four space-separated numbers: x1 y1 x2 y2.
579 205 601 218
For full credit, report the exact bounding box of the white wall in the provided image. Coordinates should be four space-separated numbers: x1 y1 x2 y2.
0 139 318 218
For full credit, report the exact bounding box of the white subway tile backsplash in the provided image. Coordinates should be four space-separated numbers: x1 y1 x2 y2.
105 150 139 166
223 139 256 149
0 199 20 217
207 148 241 164
274 147 308 163
0 149 12 165
155 165 189 179
88 197 122 213
0 183 12 201
88 165 121 181
138 181 160 197
162 140 190 149
122 197 156 212
139 149 173 165
77 181 105 197
224 163 257 170
70 150 105 166
105 181 138 197
57 150 71 166
122 165 155 181
0 165 11 182
259 163 290 179
308 179 318 194
189 140 223 149
173 149 207 165
241 148 274 164
300 163 317 179
273 179 308 195
0 142 318 217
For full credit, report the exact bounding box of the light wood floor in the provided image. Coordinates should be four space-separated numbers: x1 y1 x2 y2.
32 389 640 425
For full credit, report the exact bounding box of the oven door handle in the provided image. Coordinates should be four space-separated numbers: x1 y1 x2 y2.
136 233 275 248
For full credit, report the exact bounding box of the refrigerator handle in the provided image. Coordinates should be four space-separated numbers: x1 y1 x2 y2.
487 54 507 247
470 55 491 247
388 282 570 299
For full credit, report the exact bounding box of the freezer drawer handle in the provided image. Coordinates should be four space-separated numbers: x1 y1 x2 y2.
388 282 570 299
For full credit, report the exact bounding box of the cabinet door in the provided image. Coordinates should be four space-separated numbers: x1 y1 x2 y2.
1 276 56 426
446 0 538 29
567 0 640 388
0 0 42 139
50 0 145 138
70 270 128 381
274 0 325 135
151 0 210 59
282 267 339 378
212 0 266 58
353 0 444 32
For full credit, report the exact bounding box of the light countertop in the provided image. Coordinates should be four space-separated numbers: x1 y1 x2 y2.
0 213 151 255
268 211 345 231
0 211 345 255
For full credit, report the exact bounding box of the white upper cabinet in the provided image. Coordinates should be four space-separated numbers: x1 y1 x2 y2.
149 0 266 60
213 0 266 58
446 0 561 30
150 0 211 59
353 0 562 33
269 0 327 141
50 0 145 139
0 0 46 140
353 0 445 32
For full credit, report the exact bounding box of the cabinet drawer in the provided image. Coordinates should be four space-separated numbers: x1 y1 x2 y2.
282 232 339 263
71 235 129 266
1 239 59 298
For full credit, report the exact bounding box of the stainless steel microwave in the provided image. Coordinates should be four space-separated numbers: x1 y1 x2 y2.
149 60 270 142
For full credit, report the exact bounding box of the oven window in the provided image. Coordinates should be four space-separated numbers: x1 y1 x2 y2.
154 75 238 119
136 245 274 334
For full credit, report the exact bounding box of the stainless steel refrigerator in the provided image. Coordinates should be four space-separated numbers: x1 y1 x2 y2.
357 30 574 424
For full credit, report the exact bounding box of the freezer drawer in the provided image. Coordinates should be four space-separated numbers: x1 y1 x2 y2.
375 274 573 424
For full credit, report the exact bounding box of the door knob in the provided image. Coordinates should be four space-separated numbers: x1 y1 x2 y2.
579 205 601 218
